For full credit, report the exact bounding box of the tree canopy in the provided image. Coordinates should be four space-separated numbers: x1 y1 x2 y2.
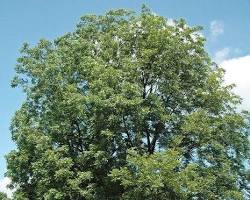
0 192 10 200
6 6 250 200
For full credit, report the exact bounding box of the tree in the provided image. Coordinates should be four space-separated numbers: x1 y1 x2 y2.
6 6 250 200
0 192 10 200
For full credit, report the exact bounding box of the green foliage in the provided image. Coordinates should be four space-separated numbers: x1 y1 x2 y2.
0 192 10 200
6 6 250 199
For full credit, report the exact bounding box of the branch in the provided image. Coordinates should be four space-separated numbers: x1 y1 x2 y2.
122 116 134 147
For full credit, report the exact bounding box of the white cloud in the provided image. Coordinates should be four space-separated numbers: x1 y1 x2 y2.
214 48 242 64
166 18 175 26
221 55 250 110
0 177 12 198
215 48 231 63
210 20 224 40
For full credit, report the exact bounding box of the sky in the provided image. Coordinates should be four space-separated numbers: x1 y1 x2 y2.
0 0 250 196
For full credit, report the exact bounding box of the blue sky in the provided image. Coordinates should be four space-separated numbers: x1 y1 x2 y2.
1 0 250 194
